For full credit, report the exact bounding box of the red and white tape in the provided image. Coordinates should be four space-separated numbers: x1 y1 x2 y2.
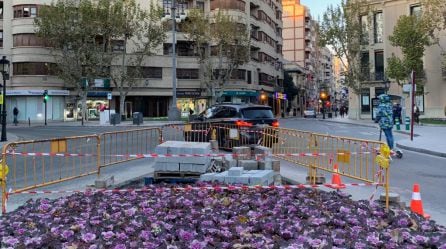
8 183 383 195
5 151 375 158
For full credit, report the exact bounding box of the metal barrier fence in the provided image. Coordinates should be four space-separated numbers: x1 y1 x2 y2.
99 127 161 169
1 127 162 213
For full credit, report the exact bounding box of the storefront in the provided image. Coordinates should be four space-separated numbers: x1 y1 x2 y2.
218 90 259 104
177 89 208 117
74 91 111 120
6 89 69 123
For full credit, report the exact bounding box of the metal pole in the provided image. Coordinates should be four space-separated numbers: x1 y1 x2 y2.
410 70 415 141
44 101 47 126
167 0 180 121
1 73 7 142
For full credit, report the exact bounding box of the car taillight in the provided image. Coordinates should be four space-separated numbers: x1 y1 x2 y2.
236 120 253 127
272 121 279 127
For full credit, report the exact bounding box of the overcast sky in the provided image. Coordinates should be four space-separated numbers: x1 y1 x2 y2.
301 0 342 21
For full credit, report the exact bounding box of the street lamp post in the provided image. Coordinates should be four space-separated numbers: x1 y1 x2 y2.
383 77 390 94
0 56 10 142
161 0 187 121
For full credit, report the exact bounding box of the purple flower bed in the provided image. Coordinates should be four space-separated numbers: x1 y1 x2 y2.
1 184 446 249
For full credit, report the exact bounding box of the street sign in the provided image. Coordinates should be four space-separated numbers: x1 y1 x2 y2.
107 93 112 100
403 84 416 93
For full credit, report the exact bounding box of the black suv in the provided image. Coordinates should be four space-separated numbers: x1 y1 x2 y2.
186 104 279 149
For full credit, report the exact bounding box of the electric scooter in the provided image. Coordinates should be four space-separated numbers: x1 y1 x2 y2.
379 128 403 159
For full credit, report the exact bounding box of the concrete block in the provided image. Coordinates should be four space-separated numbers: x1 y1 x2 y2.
228 167 244 176
157 156 211 165
272 160 280 172
180 163 208 173
258 161 266 170
306 173 326 184
200 173 217 182
225 175 250 185
254 146 272 160
155 141 211 155
223 157 237 169
95 176 115 188
154 162 180 172
213 171 228 183
233 146 251 160
273 174 282 185
263 159 273 170
238 160 258 170
210 140 219 151
248 170 274 186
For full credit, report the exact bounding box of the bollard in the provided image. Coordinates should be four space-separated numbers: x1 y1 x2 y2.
28 117 31 127
396 118 400 130
405 117 410 131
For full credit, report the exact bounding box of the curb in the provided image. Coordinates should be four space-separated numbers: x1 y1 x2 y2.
317 118 379 128
396 142 446 158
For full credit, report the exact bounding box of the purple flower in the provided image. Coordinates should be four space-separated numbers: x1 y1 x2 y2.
114 244 126 249
125 207 137 216
38 203 51 212
61 230 74 239
189 240 207 249
140 230 151 240
24 237 42 246
81 232 97 243
101 231 115 240
179 229 194 241
2 236 19 246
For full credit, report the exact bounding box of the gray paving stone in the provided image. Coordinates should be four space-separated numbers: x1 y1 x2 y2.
254 146 272 160
200 173 217 182
238 160 258 170
154 162 180 172
233 146 251 160
249 170 274 186
180 163 208 173
228 167 243 176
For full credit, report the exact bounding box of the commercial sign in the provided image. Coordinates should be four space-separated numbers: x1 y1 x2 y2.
222 91 258 97
177 89 201 98
274 92 287 100
6 90 70 96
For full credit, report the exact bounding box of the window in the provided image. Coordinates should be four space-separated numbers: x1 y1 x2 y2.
410 5 422 18
0 2 3 19
360 52 370 79
13 34 48 47
374 12 383 43
231 69 246 80
0 30 3 47
111 40 125 52
13 5 40 18
360 15 369 45
177 69 199 79
374 50 384 81
142 67 162 79
195 1 205 11
361 88 370 113
210 0 245 12
259 72 275 86
13 62 58 75
247 70 252 84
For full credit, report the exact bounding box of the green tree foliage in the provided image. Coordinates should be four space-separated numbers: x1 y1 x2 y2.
386 15 431 85
319 0 369 119
35 0 165 122
182 10 250 103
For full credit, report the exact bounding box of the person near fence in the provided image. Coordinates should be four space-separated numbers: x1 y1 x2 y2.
377 94 394 149
13 107 19 126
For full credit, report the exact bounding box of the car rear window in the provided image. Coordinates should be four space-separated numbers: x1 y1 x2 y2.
241 108 274 119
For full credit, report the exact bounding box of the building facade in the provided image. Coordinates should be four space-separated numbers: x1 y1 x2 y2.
350 0 446 119
0 0 284 123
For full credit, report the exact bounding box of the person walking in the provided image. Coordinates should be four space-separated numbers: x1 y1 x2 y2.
414 105 420 125
377 94 394 149
13 107 19 126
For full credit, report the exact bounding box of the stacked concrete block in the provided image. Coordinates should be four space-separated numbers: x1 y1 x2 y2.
253 146 272 160
200 173 217 182
238 160 258 170
228 167 243 176
199 169 275 186
249 170 275 185
272 160 280 172
154 141 212 174
233 146 251 160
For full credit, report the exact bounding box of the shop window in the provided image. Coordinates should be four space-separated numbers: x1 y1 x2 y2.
13 62 58 75
13 5 40 18
361 88 370 113
177 69 199 79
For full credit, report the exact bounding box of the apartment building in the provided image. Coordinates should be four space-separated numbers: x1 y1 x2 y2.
282 0 322 108
0 0 284 122
350 0 446 119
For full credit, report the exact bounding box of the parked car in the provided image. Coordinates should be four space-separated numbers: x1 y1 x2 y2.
304 108 317 118
186 104 279 149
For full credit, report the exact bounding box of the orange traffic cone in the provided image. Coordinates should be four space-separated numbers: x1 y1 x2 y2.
329 164 345 189
410 183 430 219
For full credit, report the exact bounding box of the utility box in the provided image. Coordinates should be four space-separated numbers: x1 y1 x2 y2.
132 112 143 125
110 113 121 125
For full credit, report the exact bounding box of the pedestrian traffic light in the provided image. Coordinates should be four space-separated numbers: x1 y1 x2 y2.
325 101 331 107
43 90 49 103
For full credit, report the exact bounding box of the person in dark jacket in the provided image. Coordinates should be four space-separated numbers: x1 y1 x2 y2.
13 107 19 126
377 94 394 149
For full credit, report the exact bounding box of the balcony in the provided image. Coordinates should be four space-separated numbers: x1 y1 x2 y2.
442 67 446 79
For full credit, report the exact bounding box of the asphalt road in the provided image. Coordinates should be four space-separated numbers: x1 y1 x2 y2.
280 117 446 226
4 120 446 226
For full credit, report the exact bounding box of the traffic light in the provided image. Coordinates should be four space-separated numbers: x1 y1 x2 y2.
43 90 49 103
325 101 331 108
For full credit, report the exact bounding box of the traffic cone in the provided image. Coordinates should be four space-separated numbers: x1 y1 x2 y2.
410 183 430 219
329 164 345 189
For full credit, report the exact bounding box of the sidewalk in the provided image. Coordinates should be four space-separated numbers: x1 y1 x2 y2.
318 116 446 158
7 119 184 128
